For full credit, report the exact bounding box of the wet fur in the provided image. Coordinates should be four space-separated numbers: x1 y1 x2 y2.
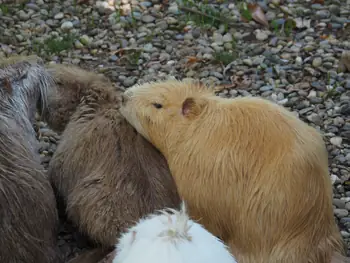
43 64 181 257
119 79 346 263
112 201 237 263
41 63 116 133
0 57 61 263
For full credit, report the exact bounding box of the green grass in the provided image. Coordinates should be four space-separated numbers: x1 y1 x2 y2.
144 31 156 43
270 18 296 37
322 72 340 99
238 2 252 22
32 33 76 55
212 50 237 66
177 0 238 66
179 0 224 29
114 6 122 23
126 50 142 65
0 4 9 14
112 5 137 29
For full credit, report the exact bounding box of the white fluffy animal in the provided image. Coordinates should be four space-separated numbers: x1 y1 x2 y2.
112 202 238 263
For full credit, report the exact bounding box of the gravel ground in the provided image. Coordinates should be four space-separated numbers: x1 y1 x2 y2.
1 0 350 260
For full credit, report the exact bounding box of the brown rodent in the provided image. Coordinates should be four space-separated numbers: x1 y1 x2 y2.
119 79 346 263
42 64 181 258
0 57 61 263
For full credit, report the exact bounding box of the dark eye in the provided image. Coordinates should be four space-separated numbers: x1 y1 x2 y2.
152 103 163 109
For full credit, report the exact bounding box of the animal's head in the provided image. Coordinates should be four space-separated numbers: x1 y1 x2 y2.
119 79 214 151
0 57 53 126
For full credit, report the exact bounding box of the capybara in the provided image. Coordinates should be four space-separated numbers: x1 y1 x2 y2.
111 201 237 263
119 79 346 263
42 64 181 258
0 57 61 263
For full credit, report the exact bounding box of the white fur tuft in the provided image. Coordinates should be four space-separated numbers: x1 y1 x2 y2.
112 201 237 263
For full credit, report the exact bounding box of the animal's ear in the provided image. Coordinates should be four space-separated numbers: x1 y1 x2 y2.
181 97 207 118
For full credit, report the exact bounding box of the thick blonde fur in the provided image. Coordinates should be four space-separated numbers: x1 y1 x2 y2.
112 201 237 263
119 79 346 263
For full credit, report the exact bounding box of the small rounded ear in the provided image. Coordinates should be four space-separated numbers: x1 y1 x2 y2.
181 97 207 118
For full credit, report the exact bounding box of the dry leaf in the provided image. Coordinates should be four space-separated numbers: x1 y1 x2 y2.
312 0 324 4
214 75 252 93
185 56 204 66
319 34 329 40
247 3 269 28
214 84 233 93
240 16 251 23
231 75 252 89
183 25 192 33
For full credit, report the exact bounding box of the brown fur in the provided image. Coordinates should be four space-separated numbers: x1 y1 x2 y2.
0 57 61 263
41 63 115 133
119 79 346 263
331 252 350 263
67 248 114 263
42 64 181 253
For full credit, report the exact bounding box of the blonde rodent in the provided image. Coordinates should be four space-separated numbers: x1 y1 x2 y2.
119 79 346 263
41 64 181 262
0 56 61 263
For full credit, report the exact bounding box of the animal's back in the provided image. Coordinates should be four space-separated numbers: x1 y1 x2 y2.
0 115 60 263
47 65 181 248
169 96 343 263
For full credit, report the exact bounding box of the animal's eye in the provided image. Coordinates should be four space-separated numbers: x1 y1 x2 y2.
152 103 163 109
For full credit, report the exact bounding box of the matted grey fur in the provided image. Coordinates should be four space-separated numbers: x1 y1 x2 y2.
0 58 61 263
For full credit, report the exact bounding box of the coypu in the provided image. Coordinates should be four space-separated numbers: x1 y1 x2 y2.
119 79 346 263
41 64 181 262
0 57 61 263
